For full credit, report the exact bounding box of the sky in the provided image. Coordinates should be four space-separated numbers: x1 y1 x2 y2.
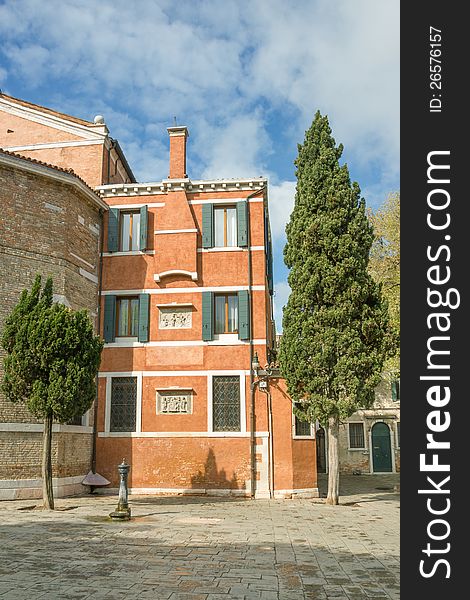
0 0 400 331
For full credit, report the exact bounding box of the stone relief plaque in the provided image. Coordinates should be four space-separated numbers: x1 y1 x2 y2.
157 390 192 414
159 307 192 329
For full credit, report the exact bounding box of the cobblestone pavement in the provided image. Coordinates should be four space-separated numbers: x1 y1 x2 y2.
0 474 399 599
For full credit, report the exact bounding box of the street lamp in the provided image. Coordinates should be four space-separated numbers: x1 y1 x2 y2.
252 351 260 376
249 352 280 499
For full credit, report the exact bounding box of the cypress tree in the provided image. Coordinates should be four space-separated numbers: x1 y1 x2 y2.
1 275 103 509
279 112 397 504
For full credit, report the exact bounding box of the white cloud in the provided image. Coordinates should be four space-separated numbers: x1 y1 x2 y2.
197 111 271 180
268 180 296 243
0 0 399 188
0 0 399 331
273 280 291 333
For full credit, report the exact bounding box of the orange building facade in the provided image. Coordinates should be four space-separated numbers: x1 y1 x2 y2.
0 94 318 499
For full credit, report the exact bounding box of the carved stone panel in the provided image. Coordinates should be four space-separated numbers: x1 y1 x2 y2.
157 390 192 414
159 307 192 329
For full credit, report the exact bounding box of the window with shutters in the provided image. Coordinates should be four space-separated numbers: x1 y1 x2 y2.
120 211 140 251
396 422 400 448
110 377 137 432
212 376 241 432
214 294 238 334
348 422 366 449
104 294 150 343
116 297 139 337
214 205 237 247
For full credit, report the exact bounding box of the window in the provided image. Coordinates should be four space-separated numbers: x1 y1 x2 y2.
103 294 149 343
110 377 137 432
214 205 237 247
349 423 365 449
108 206 148 253
397 422 400 447
391 379 400 401
294 416 312 437
68 414 84 426
120 211 140 251
202 291 249 342
116 297 139 337
212 376 240 431
214 294 238 334
202 201 247 249
293 403 312 437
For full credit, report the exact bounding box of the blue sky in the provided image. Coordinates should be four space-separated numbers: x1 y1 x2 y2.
0 0 399 331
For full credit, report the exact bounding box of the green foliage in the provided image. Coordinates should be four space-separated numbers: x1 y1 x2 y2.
368 192 400 376
1 274 104 422
279 112 397 427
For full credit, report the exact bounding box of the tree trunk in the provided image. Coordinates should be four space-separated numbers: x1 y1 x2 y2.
42 412 54 510
326 415 340 505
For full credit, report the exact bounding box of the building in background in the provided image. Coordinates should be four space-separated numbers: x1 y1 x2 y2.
0 94 318 499
315 379 400 475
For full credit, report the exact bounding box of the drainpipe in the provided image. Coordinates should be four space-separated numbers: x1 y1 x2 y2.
91 207 105 474
258 386 274 498
247 185 267 499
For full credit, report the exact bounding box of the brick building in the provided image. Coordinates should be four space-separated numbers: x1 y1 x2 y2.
0 149 107 499
0 94 318 499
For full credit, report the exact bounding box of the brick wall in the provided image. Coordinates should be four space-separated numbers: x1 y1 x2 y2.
0 159 102 486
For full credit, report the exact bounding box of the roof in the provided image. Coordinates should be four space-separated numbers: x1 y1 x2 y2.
0 148 106 207
0 92 94 127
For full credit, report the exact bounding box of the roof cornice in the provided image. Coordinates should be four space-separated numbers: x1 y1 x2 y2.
96 177 267 198
0 150 108 211
0 95 108 141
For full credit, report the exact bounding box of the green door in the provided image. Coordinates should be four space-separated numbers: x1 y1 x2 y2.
371 422 393 472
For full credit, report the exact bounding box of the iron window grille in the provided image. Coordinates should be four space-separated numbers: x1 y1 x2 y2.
294 415 312 437
212 376 240 432
349 422 365 448
110 377 137 432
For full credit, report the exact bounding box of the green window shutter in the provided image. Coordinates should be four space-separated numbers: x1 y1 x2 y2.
138 293 150 343
267 235 274 295
391 380 400 401
238 290 250 340
107 208 119 252
103 295 116 342
139 205 148 251
202 291 213 341
237 200 248 247
202 203 214 248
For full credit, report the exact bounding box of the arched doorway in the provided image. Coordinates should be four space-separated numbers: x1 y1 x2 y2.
316 427 327 473
371 422 393 472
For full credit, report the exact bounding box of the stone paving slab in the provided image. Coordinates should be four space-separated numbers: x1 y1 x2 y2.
0 474 399 599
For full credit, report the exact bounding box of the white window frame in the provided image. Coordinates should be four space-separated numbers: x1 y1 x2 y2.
207 372 246 436
105 373 142 435
213 205 238 248
119 210 141 252
348 421 366 450
292 408 314 439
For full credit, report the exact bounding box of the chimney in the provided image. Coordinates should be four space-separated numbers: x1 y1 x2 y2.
167 126 189 179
